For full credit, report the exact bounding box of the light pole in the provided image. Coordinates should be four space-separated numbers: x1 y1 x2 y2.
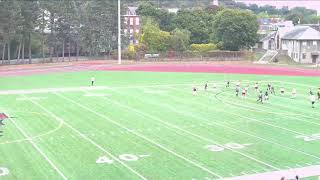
118 0 122 64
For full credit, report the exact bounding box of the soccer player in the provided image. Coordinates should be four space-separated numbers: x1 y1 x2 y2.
193 86 197 96
264 91 269 101
292 88 297 98
267 83 271 91
271 86 275 95
91 76 95 86
310 93 316 108
242 88 247 98
213 83 217 89
245 86 249 96
257 91 263 103
309 89 313 95
236 81 241 88
317 88 320 100
254 82 259 92
226 80 230 88
280 87 285 96
235 86 240 97
204 82 208 91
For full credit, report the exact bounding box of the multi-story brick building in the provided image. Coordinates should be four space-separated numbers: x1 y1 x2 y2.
123 7 141 45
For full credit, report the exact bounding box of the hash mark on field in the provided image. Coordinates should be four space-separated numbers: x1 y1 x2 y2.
138 155 151 158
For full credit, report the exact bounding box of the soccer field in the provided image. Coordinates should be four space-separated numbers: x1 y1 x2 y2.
0 71 320 180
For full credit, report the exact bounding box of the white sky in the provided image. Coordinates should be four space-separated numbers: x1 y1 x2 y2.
235 0 320 13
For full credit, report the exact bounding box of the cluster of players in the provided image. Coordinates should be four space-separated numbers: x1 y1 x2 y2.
193 81 320 108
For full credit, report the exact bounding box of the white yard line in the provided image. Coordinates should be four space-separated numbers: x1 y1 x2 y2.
95 90 280 171
54 92 222 178
7 113 68 180
216 90 320 122
22 94 148 180
170 87 306 136
140 87 320 161
222 165 320 180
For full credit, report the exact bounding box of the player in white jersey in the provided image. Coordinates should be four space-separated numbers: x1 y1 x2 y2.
292 88 297 98
310 94 316 108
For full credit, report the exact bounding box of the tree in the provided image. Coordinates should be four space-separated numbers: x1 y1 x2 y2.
137 1 175 32
139 18 170 53
169 29 190 54
174 9 216 44
212 9 259 51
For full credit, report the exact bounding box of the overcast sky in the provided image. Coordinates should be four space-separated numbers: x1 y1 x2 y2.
235 0 320 13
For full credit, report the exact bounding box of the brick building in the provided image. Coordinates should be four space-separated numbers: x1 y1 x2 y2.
123 7 141 44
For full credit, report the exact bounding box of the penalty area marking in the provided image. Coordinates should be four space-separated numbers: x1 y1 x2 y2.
0 110 63 145
222 165 320 180
0 167 9 176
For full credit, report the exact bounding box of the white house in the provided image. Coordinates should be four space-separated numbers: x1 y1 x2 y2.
282 26 320 63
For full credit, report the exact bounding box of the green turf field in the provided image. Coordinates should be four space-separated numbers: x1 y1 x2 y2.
0 71 320 180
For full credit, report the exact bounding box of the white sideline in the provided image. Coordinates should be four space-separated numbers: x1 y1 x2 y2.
222 165 320 180
22 94 148 180
0 86 111 95
54 92 222 178
0 83 201 95
7 113 68 180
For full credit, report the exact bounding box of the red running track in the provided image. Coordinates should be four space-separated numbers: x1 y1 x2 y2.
1 62 320 77
96 64 320 77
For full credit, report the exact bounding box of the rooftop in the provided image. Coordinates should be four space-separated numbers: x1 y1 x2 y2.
282 26 320 40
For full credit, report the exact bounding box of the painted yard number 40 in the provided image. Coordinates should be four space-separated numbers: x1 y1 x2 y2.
96 154 149 164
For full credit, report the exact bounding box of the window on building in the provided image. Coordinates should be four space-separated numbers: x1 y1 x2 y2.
302 41 307 46
135 29 139 33
130 18 133 25
136 18 140 26
302 53 306 59
130 29 133 33
313 41 317 46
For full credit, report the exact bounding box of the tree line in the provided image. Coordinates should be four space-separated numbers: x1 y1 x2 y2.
128 1 258 59
0 0 121 63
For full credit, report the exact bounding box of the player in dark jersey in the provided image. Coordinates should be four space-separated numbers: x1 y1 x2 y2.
264 91 269 101
267 83 272 91
317 88 320 100
204 82 208 91
193 86 197 96
235 86 240 97
257 91 263 103
226 81 230 88
271 86 275 95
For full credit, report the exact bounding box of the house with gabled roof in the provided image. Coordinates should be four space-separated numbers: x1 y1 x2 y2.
281 25 320 64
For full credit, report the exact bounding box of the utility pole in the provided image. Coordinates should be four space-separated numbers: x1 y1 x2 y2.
118 0 122 64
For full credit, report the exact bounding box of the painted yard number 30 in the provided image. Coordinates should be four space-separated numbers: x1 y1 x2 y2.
205 143 251 152
296 134 320 142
